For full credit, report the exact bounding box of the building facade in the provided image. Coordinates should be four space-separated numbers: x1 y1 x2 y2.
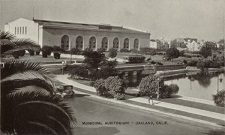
4 18 150 51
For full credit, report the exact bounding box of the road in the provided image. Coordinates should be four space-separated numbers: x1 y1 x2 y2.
65 94 224 135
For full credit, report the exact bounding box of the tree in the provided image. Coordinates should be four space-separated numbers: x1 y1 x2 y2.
213 89 225 107
204 41 217 50
108 48 117 58
83 50 105 69
96 60 118 79
105 76 126 100
139 76 161 104
1 61 75 135
0 31 40 58
200 46 212 58
165 48 180 60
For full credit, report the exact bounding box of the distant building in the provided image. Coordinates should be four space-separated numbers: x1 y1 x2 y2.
150 39 169 49
4 18 150 51
171 38 203 51
149 39 160 49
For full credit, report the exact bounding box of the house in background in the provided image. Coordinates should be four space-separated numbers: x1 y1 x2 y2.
170 38 204 51
150 38 169 49
4 18 150 51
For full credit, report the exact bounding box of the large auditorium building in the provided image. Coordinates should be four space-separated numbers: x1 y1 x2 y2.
4 18 150 51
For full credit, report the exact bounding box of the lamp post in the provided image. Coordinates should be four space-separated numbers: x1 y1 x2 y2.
62 61 65 75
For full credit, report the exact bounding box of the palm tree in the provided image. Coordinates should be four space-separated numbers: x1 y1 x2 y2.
0 31 41 58
1 31 76 134
1 61 75 135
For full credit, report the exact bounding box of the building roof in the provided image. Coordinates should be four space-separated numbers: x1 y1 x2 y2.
33 19 150 35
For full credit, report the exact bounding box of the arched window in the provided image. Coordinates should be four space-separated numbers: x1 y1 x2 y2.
102 37 108 49
124 38 129 49
134 38 139 50
89 36 96 49
76 36 83 50
113 38 119 49
61 35 69 50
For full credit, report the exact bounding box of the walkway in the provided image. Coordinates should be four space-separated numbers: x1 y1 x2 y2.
54 74 225 128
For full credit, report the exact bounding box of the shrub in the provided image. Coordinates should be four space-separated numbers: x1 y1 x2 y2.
28 50 34 56
12 51 20 59
70 48 81 55
97 47 106 53
187 60 198 66
183 60 187 64
213 90 225 107
179 50 185 56
159 84 172 98
169 84 179 94
96 63 118 79
156 62 163 65
130 49 139 53
120 48 130 52
35 51 40 55
93 79 109 97
139 47 156 55
105 76 126 100
69 65 89 79
151 61 156 64
42 45 53 56
53 52 61 59
108 48 117 58
139 76 160 98
146 57 152 61
128 55 145 63
159 84 179 98
42 51 48 58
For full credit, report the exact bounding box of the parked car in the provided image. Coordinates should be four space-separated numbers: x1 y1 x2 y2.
56 85 75 98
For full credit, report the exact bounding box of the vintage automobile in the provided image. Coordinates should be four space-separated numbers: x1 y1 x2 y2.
55 85 75 98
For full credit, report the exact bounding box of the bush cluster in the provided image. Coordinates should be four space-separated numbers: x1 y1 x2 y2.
160 84 179 98
108 48 117 58
70 48 81 55
128 55 145 63
42 45 53 58
94 76 126 100
213 90 225 107
187 59 223 68
12 50 26 59
139 47 156 55
69 65 89 79
149 61 163 65
120 48 130 52
97 47 106 53
139 76 179 99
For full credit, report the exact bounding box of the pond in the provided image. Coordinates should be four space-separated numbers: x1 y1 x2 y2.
125 73 225 101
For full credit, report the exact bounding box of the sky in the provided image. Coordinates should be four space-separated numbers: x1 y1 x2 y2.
0 0 225 41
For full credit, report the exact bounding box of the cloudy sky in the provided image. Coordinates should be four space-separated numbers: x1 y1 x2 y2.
0 0 224 41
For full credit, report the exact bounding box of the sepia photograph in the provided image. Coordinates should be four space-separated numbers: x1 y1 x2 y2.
0 0 225 135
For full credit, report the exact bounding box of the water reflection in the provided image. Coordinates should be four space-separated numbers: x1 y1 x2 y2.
124 72 225 101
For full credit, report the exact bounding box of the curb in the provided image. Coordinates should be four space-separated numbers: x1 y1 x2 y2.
71 87 224 129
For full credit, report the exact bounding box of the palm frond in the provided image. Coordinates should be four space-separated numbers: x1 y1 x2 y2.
2 70 55 94
1 91 75 135
0 31 15 40
1 60 48 79
4 38 41 54
17 121 58 135
0 31 41 55
7 86 51 98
